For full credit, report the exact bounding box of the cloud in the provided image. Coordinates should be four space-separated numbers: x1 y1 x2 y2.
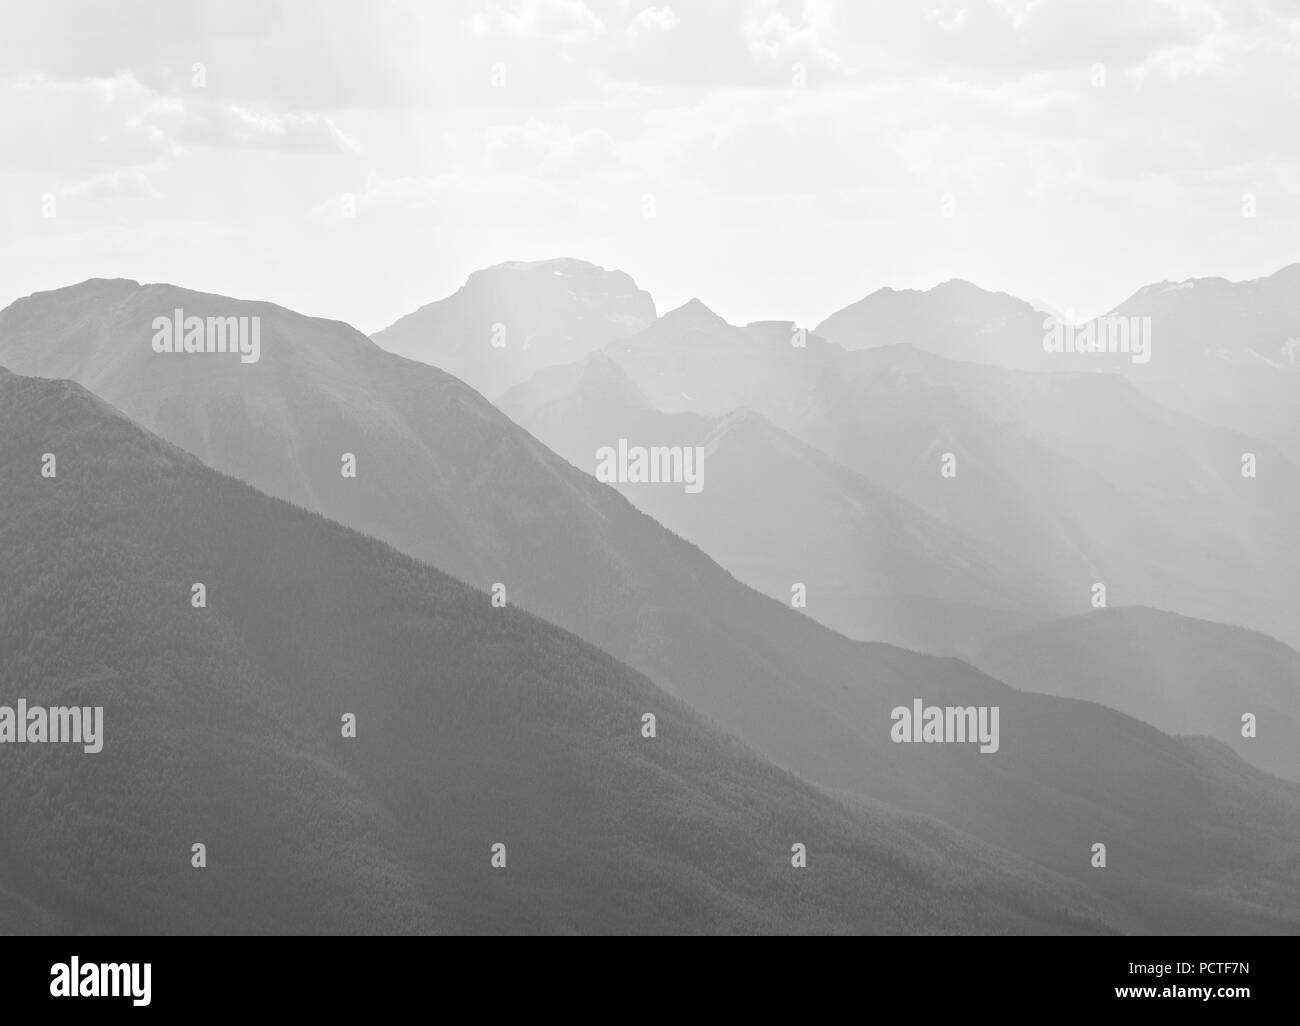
827 0 1210 77
4 0 1300 333
469 0 607 43
0 69 359 206
0 73 173 175
307 175 449 223
152 101 362 154
0 0 426 108
742 0 840 69
486 119 617 176
63 166 165 201
628 7 680 36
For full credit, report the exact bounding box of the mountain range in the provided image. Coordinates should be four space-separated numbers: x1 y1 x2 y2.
1 366 1112 934
4 265 1300 933
815 265 1300 465
498 350 1052 654
592 298 1300 652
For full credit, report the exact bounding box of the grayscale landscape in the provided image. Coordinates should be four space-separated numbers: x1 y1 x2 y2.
1 0 1298 937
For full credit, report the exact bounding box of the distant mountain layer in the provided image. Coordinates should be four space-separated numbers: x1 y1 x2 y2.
603 301 1300 652
974 607 1300 783
1110 265 1300 375
1109 266 1300 463
816 278 1050 370
815 265 1300 462
0 366 1112 934
372 258 656 399
498 351 1053 654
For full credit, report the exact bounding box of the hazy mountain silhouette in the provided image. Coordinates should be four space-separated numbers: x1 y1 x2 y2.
1 366 1120 934
371 258 656 399
974 607 1300 783
1107 264 1300 462
1110 265 1300 373
499 350 1054 653
6 282 1300 932
604 306 1300 650
816 265 1300 463
816 279 1051 371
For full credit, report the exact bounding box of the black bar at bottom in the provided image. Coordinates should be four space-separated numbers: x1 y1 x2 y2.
0 936 1286 1015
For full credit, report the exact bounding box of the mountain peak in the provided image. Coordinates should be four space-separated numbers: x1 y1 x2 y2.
373 258 656 396
661 297 727 328
462 257 649 300
483 256 606 275
933 277 984 294
10 277 142 309
815 277 1040 364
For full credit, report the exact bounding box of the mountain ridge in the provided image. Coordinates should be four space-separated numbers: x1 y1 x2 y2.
974 606 1300 783
2 364 1117 934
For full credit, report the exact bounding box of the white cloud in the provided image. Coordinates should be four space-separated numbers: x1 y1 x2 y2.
742 0 841 69
63 166 165 201
0 73 173 175
307 175 449 223
157 102 362 155
469 0 607 44
486 119 617 176
628 7 680 36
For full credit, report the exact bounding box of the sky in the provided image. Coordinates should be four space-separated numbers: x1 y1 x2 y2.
1 0 1298 332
